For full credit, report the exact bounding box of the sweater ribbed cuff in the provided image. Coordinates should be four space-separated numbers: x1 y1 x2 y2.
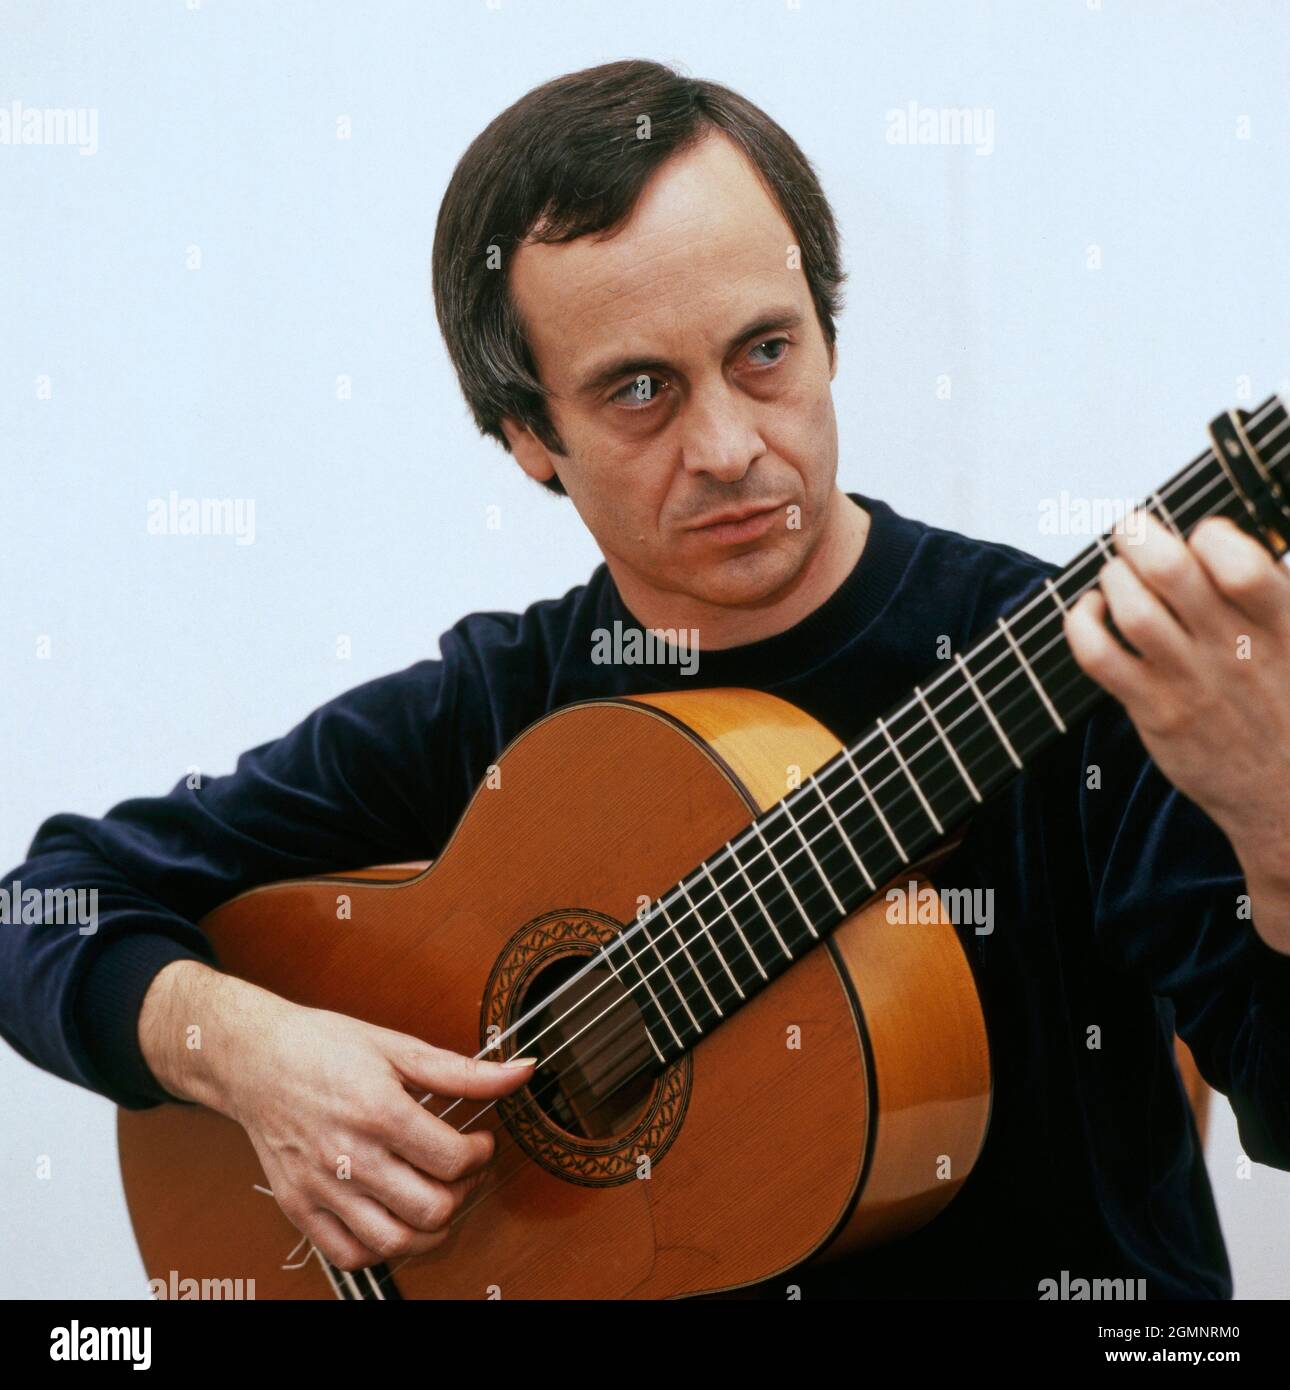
73 932 217 1110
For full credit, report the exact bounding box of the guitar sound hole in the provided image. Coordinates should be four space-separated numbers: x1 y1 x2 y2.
515 954 657 1140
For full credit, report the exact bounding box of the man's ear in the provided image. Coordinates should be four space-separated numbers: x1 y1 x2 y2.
500 417 558 486
828 339 838 383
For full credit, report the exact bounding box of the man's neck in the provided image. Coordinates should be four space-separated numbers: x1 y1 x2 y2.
609 489 870 651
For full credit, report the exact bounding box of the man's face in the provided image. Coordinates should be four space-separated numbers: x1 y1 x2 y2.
502 130 841 614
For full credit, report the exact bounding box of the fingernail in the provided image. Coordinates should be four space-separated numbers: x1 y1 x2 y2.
502 1056 536 1067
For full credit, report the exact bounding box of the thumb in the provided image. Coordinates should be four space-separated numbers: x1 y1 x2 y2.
386 1037 537 1101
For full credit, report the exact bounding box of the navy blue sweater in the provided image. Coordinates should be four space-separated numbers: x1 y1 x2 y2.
3 492 1289 1298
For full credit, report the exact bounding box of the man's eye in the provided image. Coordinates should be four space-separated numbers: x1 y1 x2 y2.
611 374 668 409
749 337 789 366
609 341 787 409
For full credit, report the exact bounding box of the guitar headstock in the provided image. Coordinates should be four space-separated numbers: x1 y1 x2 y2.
1209 394 1290 556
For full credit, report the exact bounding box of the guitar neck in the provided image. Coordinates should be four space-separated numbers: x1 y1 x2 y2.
614 395 1290 1067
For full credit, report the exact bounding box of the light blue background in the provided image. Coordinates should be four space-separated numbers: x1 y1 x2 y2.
1 0 1287 1297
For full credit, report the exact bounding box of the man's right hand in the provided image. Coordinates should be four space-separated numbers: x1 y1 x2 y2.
138 959 535 1271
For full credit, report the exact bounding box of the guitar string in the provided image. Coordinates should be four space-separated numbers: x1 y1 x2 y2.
429 401 1287 1118
301 404 1285 1285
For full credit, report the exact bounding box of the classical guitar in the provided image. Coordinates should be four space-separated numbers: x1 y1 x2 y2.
119 397 1290 1299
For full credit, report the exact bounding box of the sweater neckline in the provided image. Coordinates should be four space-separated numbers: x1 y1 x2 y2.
602 492 920 688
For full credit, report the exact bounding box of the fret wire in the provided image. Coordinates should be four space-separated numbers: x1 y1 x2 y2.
622 917 689 1048
806 772 877 889
828 683 994 856
721 837 795 960
998 614 1065 733
680 878 765 1012
1151 488 1183 538
1212 431 1266 533
914 682 981 802
876 713 943 834
784 788 873 912
675 874 748 998
838 744 906 859
699 861 769 981
601 942 667 1064
954 651 1022 769
1025 632 1089 728
648 908 710 1036
885 700 976 829
751 818 818 936
657 898 728 1016
779 796 845 914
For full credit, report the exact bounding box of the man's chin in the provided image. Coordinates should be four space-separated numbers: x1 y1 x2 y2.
683 540 808 610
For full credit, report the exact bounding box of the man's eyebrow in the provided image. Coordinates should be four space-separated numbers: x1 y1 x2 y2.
573 307 805 399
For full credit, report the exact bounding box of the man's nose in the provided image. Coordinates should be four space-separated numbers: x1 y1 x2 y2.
678 383 766 482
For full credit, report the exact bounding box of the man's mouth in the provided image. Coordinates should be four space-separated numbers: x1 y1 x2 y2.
687 501 784 543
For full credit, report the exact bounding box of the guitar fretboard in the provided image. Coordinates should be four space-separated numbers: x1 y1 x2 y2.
606 395 1290 1068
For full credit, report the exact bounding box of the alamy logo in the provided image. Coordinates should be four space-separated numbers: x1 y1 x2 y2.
0 101 98 155
1038 493 1147 541
885 880 994 936
146 491 256 544
50 1322 151 1370
0 880 98 935
885 102 995 156
590 620 699 676
1038 1270 1148 1300
148 1270 256 1299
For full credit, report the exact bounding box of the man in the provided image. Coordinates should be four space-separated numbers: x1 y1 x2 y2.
2 59 1289 1298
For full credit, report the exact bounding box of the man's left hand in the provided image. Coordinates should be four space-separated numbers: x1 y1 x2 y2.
1065 510 1290 950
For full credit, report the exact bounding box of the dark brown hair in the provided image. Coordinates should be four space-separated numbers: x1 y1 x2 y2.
431 58 847 496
